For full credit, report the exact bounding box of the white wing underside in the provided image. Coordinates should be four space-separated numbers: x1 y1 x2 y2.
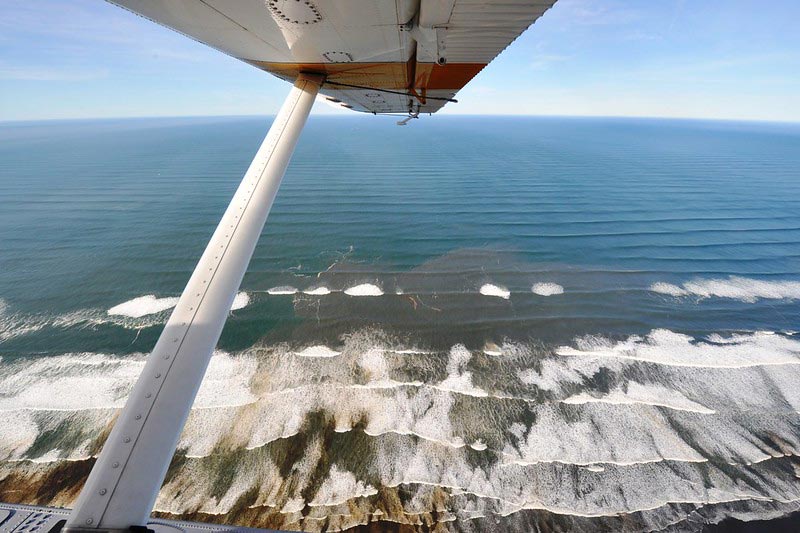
110 0 557 114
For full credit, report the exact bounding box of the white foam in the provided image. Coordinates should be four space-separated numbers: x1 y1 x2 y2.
107 295 179 318
308 465 378 507
0 350 258 463
230 291 250 311
9 327 800 526
344 283 383 296
106 291 247 319
0 352 140 412
303 287 331 295
193 352 257 409
479 284 510 299
358 347 389 384
504 402 709 467
267 286 298 295
483 342 503 356
0 351 254 414
0 308 50 341
518 355 622 393
435 374 489 398
557 329 800 368
531 282 564 296
435 345 489 397
28 448 67 464
295 345 341 358
650 277 800 302
1 307 172 342
470 440 488 451
563 382 716 414
352 380 423 390
281 498 306 514
650 282 688 297
0 410 39 459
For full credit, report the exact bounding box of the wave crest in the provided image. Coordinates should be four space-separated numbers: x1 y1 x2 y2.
650 276 800 302
107 295 179 317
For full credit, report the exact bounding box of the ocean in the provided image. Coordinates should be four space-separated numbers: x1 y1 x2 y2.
0 116 799 532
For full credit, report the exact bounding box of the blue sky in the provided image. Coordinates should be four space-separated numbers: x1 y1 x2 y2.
1 0 799 121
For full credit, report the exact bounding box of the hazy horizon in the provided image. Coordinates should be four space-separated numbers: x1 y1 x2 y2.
3 112 800 126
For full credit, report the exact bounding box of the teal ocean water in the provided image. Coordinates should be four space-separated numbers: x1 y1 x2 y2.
1 116 800 531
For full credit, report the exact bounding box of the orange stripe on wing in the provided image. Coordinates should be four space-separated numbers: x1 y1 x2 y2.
414 63 486 91
245 61 486 92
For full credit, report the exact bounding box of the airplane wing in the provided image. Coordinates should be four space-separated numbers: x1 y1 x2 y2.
109 0 557 115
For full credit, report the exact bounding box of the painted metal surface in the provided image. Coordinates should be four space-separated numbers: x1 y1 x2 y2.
64 74 323 532
109 0 557 114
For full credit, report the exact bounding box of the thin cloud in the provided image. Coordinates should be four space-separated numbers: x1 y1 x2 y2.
551 0 642 27
531 53 572 70
0 65 108 81
145 48 208 63
632 52 800 83
621 30 664 42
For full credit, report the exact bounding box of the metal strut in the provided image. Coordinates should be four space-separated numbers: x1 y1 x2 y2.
65 73 324 532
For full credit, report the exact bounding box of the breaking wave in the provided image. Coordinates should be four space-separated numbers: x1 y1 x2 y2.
303 286 331 295
294 345 341 358
107 292 250 317
556 328 800 368
531 282 564 296
0 350 254 414
107 295 179 317
479 283 510 299
229 291 250 311
650 276 800 302
2 328 800 531
0 292 252 343
267 286 298 295
343 283 383 296
562 382 716 414
0 306 153 342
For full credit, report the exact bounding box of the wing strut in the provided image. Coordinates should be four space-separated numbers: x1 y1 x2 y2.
65 73 324 532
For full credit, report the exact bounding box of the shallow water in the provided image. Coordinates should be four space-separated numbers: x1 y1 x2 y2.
1 116 799 531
